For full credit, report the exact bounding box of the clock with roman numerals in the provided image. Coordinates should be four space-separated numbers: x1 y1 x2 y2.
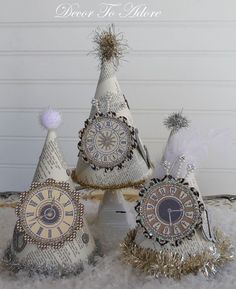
136 176 204 246
78 112 137 170
15 179 84 249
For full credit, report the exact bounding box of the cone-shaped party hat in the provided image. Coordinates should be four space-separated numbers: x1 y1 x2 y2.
121 112 233 279
3 110 97 276
33 109 73 186
73 25 153 189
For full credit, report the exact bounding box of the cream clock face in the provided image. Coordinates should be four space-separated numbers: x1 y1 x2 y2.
16 179 84 249
79 113 136 169
136 177 203 246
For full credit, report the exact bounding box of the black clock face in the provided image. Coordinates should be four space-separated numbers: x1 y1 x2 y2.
158 197 184 225
136 177 203 245
79 113 136 169
16 180 84 249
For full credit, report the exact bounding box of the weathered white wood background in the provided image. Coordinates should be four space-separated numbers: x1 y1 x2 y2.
0 0 236 194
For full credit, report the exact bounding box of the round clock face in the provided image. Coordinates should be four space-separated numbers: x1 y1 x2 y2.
79 113 135 169
137 178 203 245
16 180 83 249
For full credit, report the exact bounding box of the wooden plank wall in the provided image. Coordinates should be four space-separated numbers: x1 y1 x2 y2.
0 0 236 194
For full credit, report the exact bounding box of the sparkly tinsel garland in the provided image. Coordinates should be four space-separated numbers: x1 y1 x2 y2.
120 228 234 280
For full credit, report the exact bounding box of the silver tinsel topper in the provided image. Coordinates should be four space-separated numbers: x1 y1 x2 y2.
164 111 190 133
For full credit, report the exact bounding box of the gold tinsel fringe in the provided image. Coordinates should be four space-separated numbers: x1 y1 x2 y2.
120 228 234 280
91 24 128 66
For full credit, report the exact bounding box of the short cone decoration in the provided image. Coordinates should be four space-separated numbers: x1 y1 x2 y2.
72 25 153 244
121 112 233 279
33 108 73 186
3 109 97 276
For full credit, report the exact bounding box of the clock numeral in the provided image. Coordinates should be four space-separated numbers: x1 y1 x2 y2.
36 227 44 236
180 191 188 199
153 222 161 230
150 193 158 201
95 123 102 131
184 200 192 208
88 146 94 152
121 141 127 145
174 226 181 234
63 200 71 208
185 212 194 219
48 229 52 239
147 214 156 222
111 154 117 160
169 187 177 195
119 131 125 136
163 226 170 235
36 192 44 201
113 124 118 131
103 156 108 162
57 226 63 235
29 200 38 207
90 130 96 135
29 222 36 228
48 190 53 198
63 221 71 227
57 192 63 201
65 211 74 216
158 188 166 196
86 138 93 143
181 220 189 229
106 121 111 127
94 152 100 159
26 212 34 218
147 203 155 210
118 149 124 154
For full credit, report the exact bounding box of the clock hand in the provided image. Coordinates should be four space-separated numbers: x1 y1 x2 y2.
168 208 172 226
169 209 184 213
50 197 56 208
30 214 44 222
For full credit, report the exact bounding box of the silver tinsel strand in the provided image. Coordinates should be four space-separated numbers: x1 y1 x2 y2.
164 112 190 133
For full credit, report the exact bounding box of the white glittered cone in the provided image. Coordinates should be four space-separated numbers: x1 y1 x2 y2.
121 113 233 278
4 109 97 275
135 113 217 260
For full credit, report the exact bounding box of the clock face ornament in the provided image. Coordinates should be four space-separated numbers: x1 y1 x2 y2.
136 176 204 246
15 179 84 249
78 112 137 170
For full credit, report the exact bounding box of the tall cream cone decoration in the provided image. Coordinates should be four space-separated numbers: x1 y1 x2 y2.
73 25 153 245
121 112 233 279
3 109 97 276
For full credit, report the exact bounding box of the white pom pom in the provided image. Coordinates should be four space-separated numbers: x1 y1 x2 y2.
40 108 62 130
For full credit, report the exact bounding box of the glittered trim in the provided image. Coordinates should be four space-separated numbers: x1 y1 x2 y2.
120 228 234 279
71 169 150 190
1 239 102 277
78 111 137 171
15 179 84 250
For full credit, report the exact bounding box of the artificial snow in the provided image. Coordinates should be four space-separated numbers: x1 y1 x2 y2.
0 200 235 289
